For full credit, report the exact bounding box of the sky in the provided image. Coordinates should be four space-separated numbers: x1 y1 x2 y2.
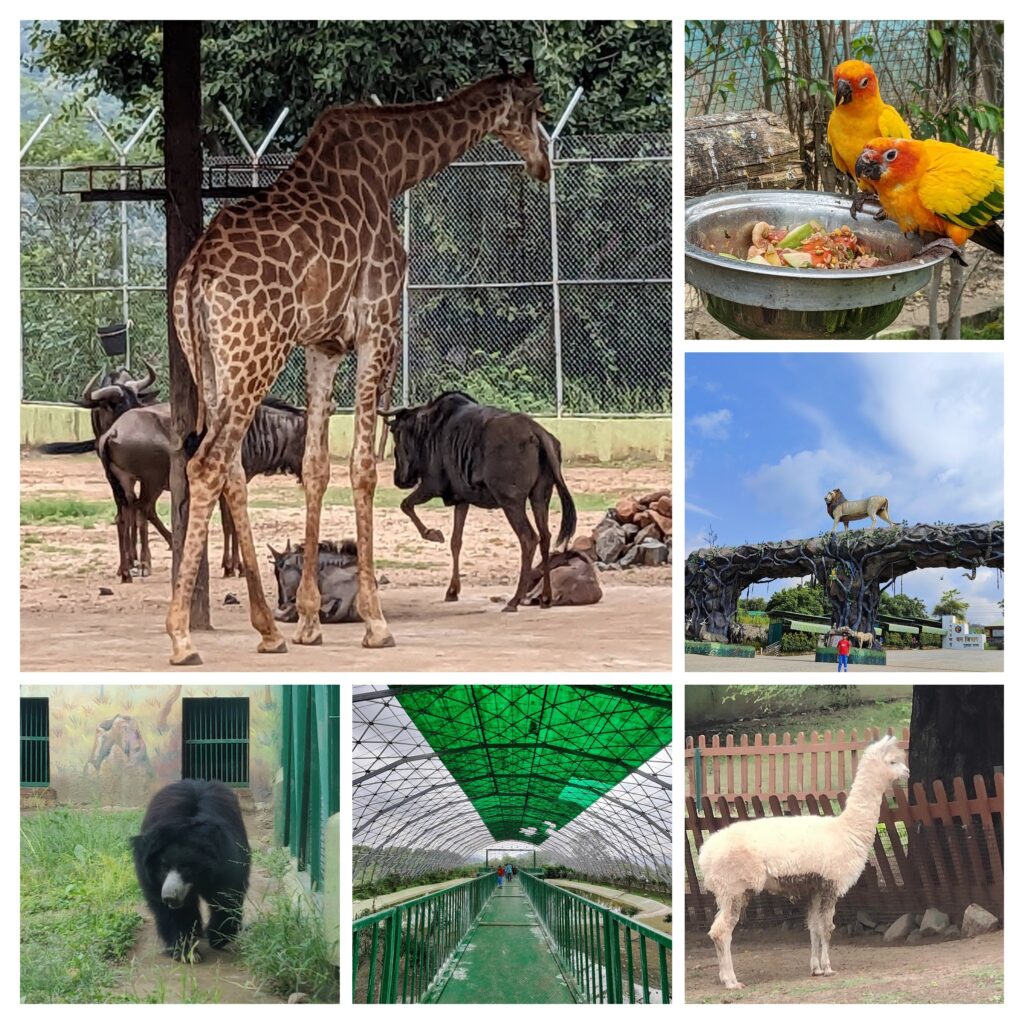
685 353 1004 625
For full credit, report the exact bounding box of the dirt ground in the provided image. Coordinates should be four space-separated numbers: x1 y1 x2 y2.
20 453 671 672
685 927 1003 1004
686 248 1003 339
686 649 1003 673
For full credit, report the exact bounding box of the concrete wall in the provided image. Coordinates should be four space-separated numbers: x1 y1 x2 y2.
21 403 671 464
685 684 913 731
19 684 282 807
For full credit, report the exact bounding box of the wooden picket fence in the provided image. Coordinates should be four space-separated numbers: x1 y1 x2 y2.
685 772 1004 925
684 727 910 801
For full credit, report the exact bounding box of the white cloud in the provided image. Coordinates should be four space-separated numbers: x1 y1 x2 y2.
685 501 718 518
690 408 732 440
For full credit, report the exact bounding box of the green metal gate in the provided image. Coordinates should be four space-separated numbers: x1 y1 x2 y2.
20 698 49 787
182 697 249 786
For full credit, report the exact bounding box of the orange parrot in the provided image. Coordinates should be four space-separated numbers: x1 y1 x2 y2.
855 137 1004 256
827 60 911 217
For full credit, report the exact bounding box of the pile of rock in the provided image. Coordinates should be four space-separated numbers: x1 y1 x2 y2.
575 490 672 571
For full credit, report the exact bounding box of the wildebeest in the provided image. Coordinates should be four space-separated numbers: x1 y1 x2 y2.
380 391 577 611
100 397 307 582
268 540 362 623
524 548 602 607
824 488 895 533
37 363 160 456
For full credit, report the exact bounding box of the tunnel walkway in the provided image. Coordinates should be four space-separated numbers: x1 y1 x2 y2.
432 877 575 1004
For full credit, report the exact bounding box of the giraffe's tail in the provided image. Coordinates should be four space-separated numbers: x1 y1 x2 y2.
172 251 208 437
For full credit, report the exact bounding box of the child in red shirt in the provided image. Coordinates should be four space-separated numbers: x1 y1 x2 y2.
837 636 851 672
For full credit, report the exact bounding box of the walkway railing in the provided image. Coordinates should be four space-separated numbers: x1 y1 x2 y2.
353 873 495 1003
521 873 672 1004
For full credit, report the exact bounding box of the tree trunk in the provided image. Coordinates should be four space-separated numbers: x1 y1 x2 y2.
909 686 1004 799
164 21 210 628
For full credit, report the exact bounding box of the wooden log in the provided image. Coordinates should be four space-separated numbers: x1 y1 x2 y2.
686 109 804 196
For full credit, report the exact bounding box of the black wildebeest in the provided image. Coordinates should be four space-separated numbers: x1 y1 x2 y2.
380 391 577 611
100 397 307 582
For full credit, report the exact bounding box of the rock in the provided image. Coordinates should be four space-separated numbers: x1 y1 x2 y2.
224 593 240 605
378 574 390 585
287 993 310 1004
857 911 877 930
905 929 924 944
942 924 961 940
654 494 672 516
913 914 922 926
883 913 918 942
961 903 1000 937
98 587 113 596
592 512 619 535
918 908 949 937
573 534 597 557
622 523 640 540
875 924 888 934
614 497 642 522
634 523 663 546
595 524 627 563
637 538 669 566
618 546 639 568
648 509 673 536
637 488 670 506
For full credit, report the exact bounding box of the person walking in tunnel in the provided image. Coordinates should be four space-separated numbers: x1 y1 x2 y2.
497 864 505 887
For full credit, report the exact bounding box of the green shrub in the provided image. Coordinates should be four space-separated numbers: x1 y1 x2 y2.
780 631 817 653
684 641 755 658
816 646 887 666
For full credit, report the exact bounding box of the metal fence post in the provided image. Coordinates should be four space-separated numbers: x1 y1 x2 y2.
544 87 583 418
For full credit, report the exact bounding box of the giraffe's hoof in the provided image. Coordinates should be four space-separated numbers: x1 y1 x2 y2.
501 603 519 613
258 638 288 654
170 650 203 667
444 591 459 603
292 627 323 646
363 629 396 649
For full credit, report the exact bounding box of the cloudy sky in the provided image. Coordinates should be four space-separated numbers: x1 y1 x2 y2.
685 353 1004 625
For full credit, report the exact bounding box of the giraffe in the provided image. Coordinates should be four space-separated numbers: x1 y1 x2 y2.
165 71 551 665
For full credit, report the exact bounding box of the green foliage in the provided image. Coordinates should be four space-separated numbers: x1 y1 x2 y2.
780 631 817 654
766 583 827 617
236 887 339 1003
739 596 767 611
684 641 754 658
27 21 671 145
921 631 942 648
879 592 928 619
815 646 887 666
21 497 109 526
21 808 144 1003
884 630 907 649
352 864 480 900
933 587 969 620
721 684 831 715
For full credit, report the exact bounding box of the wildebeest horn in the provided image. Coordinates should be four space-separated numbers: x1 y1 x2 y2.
128 360 156 393
377 405 403 421
81 369 104 405
89 384 128 404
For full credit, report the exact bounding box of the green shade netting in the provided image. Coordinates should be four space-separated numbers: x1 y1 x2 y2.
394 684 672 843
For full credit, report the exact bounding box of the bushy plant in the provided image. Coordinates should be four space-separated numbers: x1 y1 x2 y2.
780 630 817 653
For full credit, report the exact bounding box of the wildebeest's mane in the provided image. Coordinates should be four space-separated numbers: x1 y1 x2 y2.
259 395 306 415
293 539 358 557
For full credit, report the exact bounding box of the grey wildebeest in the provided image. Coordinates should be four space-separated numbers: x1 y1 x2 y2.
380 391 577 611
824 488 895 533
100 398 307 582
268 540 362 624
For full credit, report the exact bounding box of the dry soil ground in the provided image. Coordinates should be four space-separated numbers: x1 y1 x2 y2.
685 928 1003 1004
20 453 671 672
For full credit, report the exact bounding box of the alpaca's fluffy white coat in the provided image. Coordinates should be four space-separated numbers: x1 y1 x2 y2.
699 735 909 989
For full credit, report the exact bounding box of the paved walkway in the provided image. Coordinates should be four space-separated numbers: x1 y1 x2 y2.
433 878 574 1004
687 649 1003 673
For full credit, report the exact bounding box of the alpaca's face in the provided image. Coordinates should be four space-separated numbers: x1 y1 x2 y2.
882 746 910 783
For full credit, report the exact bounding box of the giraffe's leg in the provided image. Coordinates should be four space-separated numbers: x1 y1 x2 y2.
293 345 342 646
351 344 394 649
220 456 286 654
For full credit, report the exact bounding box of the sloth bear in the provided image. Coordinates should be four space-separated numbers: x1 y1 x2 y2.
131 779 251 960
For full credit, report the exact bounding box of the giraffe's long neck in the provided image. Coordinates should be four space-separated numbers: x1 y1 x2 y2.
304 79 511 200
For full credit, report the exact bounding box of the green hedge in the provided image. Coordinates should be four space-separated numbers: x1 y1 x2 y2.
685 641 755 658
780 631 818 653
816 647 887 666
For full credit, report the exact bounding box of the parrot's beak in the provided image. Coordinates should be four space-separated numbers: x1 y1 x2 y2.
835 79 853 106
855 153 882 181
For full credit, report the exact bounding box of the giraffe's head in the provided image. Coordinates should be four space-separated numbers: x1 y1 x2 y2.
492 71 551 183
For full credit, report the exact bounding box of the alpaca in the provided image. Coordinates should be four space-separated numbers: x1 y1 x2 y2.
698 735 909 989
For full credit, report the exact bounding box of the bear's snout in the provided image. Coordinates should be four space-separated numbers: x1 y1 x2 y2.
161 868 192 909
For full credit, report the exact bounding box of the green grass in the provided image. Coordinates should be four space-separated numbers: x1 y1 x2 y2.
21 807 144 1003
960 317 1004 340
236 849 339 1003
20 497 110 527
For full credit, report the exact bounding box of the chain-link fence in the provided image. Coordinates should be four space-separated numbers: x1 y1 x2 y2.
21 130 670 417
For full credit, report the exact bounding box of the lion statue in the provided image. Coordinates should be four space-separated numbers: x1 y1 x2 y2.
824 488 894 533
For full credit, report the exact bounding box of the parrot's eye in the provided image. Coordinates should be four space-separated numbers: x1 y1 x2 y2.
884 148 898 161
859 77 869 88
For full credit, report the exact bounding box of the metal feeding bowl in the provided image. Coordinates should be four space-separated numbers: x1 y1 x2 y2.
685 190 949 339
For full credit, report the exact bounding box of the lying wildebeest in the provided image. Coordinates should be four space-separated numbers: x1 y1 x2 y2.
380 391 577 611
37 364 161 456
524 547 602 607
824 488 895 533
268 540 362 623
100 398 307 582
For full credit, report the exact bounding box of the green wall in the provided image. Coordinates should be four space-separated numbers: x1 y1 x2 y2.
21 404 671 464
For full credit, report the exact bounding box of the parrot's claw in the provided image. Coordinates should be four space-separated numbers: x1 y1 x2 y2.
872 206 888 222
916 237 968 267
849 190 885 221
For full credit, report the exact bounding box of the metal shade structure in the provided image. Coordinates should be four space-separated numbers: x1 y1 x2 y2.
353 684 672 887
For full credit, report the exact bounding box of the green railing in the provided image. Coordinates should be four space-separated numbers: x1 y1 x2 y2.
521 873 671 1004
353 873 495 1003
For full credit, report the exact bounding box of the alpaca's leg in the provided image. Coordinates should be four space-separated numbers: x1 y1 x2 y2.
807 893 824 975
709 893 747 989
817 892 839 976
